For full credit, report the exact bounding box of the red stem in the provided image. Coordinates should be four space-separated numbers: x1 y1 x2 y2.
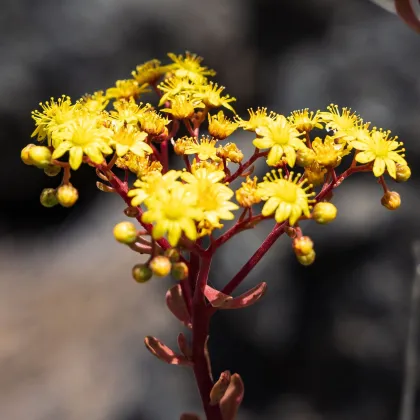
192 253 223 420
160 139 169 173
225 149 267 183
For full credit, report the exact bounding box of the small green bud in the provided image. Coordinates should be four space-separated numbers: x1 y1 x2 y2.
395 164 411 183
296 147 315 167
297 250 316 266
28 146 52 169
312 202 337 224
21 144 36 165
150 256 172 277
113 221 137 244
171 262 189 280
132 263 153 283
164 248 180 263
56 184 79 208
44 164 62 177
381 191 401 210
40 188 58 208
293 236 314 256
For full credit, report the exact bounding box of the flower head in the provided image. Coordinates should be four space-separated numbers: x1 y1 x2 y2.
167 52 216 83
161 94 204 120
349 128 407 178
116 152 162 177
184 135 219 161
80 91 109 113
257 170 315 225
106 79 150 101
311 135 350 167
288 108 323 133
110 100 151 128
217 142 244 163
319 104 361 133
138 110 170 137
236 176 261 208
253 115 306 167
236 107 277 132
51 113 113 170
193 82 236 113
142 183 202 246
158 76 197 105
131 59 168 86
109 124 152 157
208 111 238 139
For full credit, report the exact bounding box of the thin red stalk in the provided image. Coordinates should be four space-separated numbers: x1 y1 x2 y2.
220 222 286 297
191 254 223 420
225 150 267 183
160 139 169 173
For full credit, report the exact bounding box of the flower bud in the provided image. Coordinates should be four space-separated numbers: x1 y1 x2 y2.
40 188 58 208
395 164 411 183
132 263 153 283
21 144 36 165
293 236 314 256
171 262 189 280
312 202 337 224
297 250 316 266
296 147 315 167
44 164 62 177
164 248 180 263
304 162 326 187
381 191 401 210
56 184 79 208
28 146 52 169
113 221 137 244
150 255 172 277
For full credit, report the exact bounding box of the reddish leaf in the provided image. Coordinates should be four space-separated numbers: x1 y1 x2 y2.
220 282 267 310
144 336 192 366
204 285 233 307
395 0 420 32
166 284 192 328
177 332 192 360
219 373 245 420
210 370 231 406
180 414 200 420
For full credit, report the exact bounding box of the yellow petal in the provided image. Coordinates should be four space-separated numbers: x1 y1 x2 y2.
388 152 407 166
116 143 129 157
284 146 296 168
168 223 182 246
253 136 274 149
266 145 283 166
51 142 71 159
373 158 385 177
181 218 197 242
152 219 168 240
69 147 84 170
349 141 370 151
85 145 104 164
262 197 280 216
355 151 375 164
274 202 292 224
385 158 397 179
289 205 302 226
131 142 153 156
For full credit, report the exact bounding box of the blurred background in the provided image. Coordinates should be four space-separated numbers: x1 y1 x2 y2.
2 0 420 419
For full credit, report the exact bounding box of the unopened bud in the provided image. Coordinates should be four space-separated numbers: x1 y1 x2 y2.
21 144 36 165
312 202 337 224
113 221 137 244
150 255 172 277
297 250 316 266
164 248 180 263
293 236 314 256
381 191 401 210
395 164 411 183
296 147 315 167
304 162 326 187
132 263 153 283
40 188 58 208
56 184 79 207
44 164 62 177
28 146 52 169
171 262 189 280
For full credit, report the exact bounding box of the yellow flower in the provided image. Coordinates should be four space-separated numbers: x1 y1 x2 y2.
131 59 169 86
116 152 162 177
258 170 315 225
319 104 361 133
51 114 113 170
142 183 202 246
193 82 236 113
217 142 244 164
208 111 238 139
236 176 261 207
106 79 150 101
288 108 323 133
304 162 327 187
336 120 371 144
127 170 181 206
349 128 407 178
311 135 350 167
161 94 204 119
138 110 170 137
182 168 238 229
109 124 152 157
110 100 151 128
158 76 197 106
190 158 224 173
80 91 109 112
253 115 305 167
236 107 277 132
167 52 216 83
184 135 219 161
31 95 77 144
174 136 195 155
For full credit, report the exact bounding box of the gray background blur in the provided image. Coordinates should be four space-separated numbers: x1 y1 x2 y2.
2 0 420 419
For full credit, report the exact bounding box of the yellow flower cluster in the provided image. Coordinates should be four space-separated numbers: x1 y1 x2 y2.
22 52 411 249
